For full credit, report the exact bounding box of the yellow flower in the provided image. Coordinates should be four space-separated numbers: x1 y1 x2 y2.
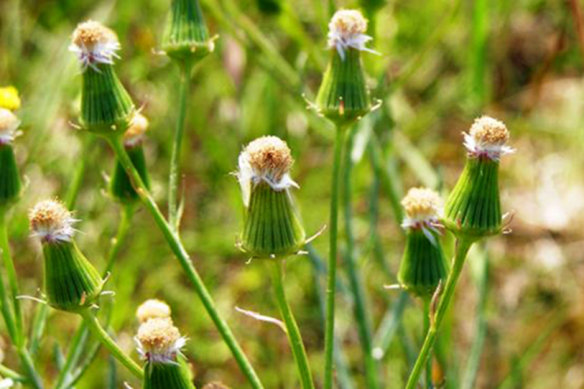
0 86 21 111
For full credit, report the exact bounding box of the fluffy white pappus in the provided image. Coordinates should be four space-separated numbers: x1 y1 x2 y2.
401 217 443 246
0 108 20 145
135 334 187 364
463 132 515 161
463 116 515 161
29 200 77 243
327 9 380 61
69 21 121 72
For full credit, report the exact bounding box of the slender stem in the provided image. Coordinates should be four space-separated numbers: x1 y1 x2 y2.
271 262 315 389
17 347 44 389
423 298 431 389
53 324 89 389
323 126 345 389
405 239 474 389
79 310 143 379
104 204 135 274
168 62 191 232
0 209 23 345
0 363 26 382
106 135 264 389
341 129 379 389
65 135 97 209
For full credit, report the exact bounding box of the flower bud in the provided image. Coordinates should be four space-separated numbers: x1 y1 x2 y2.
110 113 151 203
397 188 448 298
29 200 103 312
0 86 21 111
136 299 172 324
444 116 515 239
162 0 214 63
136 318 194 389
70 20 135 135
237 136 305 259
0 109 21 206
315 10 377 126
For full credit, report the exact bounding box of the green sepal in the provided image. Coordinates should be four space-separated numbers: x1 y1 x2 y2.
110 144 150 203
81 64 135 135
42 241 103 312
240 183 305 259
162 0 214 63
315 49 371 127
444 158 502 239
143 358 196 389
397 229 448 298
0 144 21 206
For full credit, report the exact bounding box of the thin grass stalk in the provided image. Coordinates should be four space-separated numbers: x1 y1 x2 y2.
323 126 345 389
17 347 44 389
53 325 88 389
469 0 489 107
372 291 408 358
422 298 431 388
106 135 265 389
271 261 315 389
341 128 379 389
405 239 474 389
168 62 192 232
461 249 489 389
0 363 26 382
79 310 143 379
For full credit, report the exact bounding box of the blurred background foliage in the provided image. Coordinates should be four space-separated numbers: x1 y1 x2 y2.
0 0 583 387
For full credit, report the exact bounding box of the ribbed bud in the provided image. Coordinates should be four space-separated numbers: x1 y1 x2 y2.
110 114 151 203
0 109 21 206
136 299 172 323
315 10 377 126
70 20 135 135
237 136 305 259
30 200 103 312
136 318 194 389
444 116 514 239
0 86 21 111
397 188 448 298
162 0 214 63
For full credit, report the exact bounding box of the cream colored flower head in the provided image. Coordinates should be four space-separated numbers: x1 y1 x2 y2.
0 108 20 145
135 318 186 363
237 136 298 207
123 113 149 147
401 187 443 244
463 116 515 161
327 9 379 60
29 200 77 243
69 20 120 71
136 299 172 323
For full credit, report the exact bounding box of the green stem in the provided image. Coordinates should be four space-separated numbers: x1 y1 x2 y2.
341 129 379 389
423 298 431 389
405 239 474 389
0 363 26 382
65 135 97 209
104 204 135 274
0 209 23 346
106 135 264 389
79 310 143 379
323 126 345 389
17 347 44 389
168 62 192 232
271 261 315 389
53 324 89 389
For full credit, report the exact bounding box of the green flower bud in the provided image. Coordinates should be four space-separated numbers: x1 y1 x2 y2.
162 0 214 63
0 109 21 206
315 10 378 126
136 318 195 389
29 200 103 312
110 114 151 203
70 21 135 135
444 116 515 240
397 188 448 298
237 136 305 259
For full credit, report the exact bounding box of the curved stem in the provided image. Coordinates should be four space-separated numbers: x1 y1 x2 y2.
0 209 22 345
79 310 143 379
341 129 379 389
323 126 345 389
106 135 264 389
168 62 191 232
405 239 474 389
271 261 315 389
422 298 431 388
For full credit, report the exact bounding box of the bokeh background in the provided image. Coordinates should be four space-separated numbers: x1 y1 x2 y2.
0 0 583 387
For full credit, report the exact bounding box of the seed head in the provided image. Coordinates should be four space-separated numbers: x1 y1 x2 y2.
237 136 298 207
327 10 378 60
464 116 514 161
0 109 19 145
29 199 76 243
136 299 172 323
136 318 186 363
123 113 149 147
70 20 121 71
401 188 443 244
